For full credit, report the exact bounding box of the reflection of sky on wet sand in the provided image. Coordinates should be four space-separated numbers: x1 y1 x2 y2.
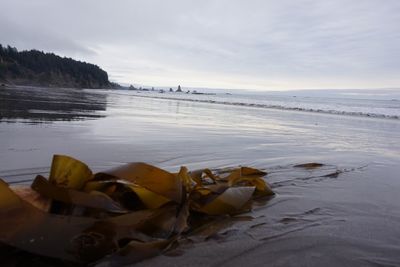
99 91 400 162
1 87 400 179
0 86 107 123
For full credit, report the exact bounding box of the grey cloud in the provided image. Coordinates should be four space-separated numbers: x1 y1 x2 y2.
0 16 96 57
1 0 399 89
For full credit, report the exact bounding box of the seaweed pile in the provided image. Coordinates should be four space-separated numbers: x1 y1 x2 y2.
0 155 274 266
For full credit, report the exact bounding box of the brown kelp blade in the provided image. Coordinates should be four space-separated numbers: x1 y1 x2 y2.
294 162 324 169
49 155 93 190
188 168 218 186
0 155 274 266
0 179 102 263
196 186 256 215
227 167 274 197
128 184 171 209
95 162 182 203
11 185 51 211
0 179 161 263
31 175 127 213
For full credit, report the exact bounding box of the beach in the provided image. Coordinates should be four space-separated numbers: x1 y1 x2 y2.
1 86 400 266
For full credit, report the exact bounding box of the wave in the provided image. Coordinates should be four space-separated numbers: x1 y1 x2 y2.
127 93 400 120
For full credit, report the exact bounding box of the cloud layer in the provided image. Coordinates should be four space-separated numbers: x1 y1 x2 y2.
1 0 399 90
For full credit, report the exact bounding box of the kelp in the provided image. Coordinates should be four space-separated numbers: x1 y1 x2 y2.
294 163 324 169
0 155 274 266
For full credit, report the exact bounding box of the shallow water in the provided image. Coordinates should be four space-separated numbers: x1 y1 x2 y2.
124 89 400 119
1 86 400 266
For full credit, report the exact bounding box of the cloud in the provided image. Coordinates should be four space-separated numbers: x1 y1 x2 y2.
0 16 97 57
1 0 399 89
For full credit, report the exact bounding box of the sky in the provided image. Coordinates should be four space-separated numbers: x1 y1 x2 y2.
1 0 400 90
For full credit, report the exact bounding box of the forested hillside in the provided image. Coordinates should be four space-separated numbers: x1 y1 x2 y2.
0 45 112 88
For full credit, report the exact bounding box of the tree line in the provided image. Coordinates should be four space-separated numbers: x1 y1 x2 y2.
0 44 113 88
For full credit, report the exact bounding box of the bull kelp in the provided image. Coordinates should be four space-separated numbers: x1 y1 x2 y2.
0 155 274 266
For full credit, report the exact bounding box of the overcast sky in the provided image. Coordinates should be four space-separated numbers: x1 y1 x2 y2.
1 0 400 90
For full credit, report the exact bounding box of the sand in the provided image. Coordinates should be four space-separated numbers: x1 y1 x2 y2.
1 86 400 266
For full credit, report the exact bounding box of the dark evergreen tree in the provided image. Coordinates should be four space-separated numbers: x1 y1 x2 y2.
0 44 113 88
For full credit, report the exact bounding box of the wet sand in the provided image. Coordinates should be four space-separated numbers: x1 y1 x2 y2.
1 86 400 266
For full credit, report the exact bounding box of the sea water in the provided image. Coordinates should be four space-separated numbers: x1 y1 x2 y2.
124 88 400 119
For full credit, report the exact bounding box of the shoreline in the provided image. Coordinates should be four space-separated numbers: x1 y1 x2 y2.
3 85 400 120
108 90 400 121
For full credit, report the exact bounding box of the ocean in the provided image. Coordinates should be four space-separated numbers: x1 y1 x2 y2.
124 88 400 119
